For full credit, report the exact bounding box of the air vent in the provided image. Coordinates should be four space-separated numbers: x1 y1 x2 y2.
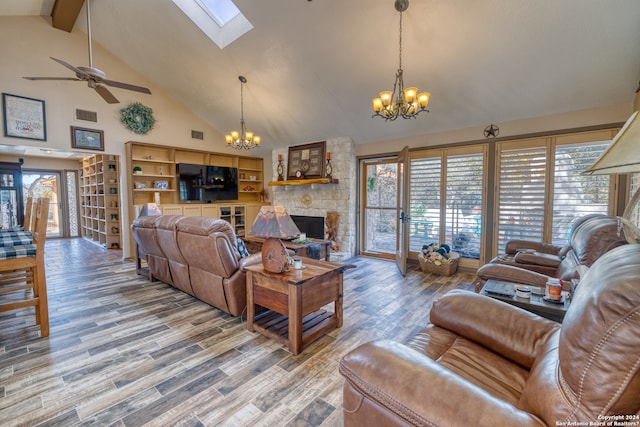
191 130 204 140
75 108 98 123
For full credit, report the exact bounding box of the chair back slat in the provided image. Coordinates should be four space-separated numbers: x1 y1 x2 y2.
23 197 33 232
32 198 50 252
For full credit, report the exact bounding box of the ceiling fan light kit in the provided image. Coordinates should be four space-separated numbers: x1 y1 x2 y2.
225 76 261 150
372 0 430 121
23 0 151 104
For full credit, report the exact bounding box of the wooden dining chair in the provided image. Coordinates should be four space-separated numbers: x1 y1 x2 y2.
23 196 34 233
0 198 50 337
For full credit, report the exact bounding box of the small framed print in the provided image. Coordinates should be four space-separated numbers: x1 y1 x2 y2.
2 93 47 141
287 141 326 179
71 126 104 151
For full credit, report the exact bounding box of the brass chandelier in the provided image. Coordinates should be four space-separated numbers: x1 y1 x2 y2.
226 76 261 149
372 0 430 121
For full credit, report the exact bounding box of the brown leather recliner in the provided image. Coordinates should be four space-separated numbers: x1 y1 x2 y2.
131 215 262 316
477 215 627 290
339 244 640 426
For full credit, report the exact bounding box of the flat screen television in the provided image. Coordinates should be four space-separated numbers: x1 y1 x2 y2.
177 163 238 202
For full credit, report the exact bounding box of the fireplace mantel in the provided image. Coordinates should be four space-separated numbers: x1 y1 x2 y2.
268 178 339 187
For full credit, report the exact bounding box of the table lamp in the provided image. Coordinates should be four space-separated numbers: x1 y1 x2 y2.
585 110 640 242
138 202 162 217
248 205 301 273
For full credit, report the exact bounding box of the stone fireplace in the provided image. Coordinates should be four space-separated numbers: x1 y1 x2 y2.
270 137 356 260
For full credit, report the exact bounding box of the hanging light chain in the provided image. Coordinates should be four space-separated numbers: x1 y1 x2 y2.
371 1 430 121
226 75 261 149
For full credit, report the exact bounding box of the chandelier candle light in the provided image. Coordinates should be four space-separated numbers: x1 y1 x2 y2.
372 0 430 121
226 76 261 149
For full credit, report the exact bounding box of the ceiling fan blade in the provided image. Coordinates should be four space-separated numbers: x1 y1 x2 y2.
94 84 119 104
50 57 90 79
23 77 81 81
103 79 152 94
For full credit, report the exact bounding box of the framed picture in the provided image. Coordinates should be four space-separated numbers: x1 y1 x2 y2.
287 141 326 179
2 93 47 141
71 126 104 151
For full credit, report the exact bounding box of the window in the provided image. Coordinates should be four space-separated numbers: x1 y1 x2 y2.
409 156 441 252
629 173 640 228
409 146 486 263
496 141 547 252
552 141 611 245
171 0 253 49
495 131 614 254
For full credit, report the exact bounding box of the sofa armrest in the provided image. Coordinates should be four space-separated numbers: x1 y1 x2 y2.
477 263 551 288
239 253 263 269
339 340 546 427
514 251 562 267
505 240 566 255
430 290 560 368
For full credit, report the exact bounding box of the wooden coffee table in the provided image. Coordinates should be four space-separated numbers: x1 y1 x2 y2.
244 257 354 355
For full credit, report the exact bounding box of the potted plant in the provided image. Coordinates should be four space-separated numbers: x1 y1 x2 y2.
133 166 143 175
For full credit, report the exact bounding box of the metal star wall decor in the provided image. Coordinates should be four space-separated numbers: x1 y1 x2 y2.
484 124 500 138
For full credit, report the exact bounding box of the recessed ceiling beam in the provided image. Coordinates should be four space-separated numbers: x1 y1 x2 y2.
51 0 85 32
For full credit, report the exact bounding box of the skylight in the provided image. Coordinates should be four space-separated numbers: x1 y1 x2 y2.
196 0 240 26
171 0 253 49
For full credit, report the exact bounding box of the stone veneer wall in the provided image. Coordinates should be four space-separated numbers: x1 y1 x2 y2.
270 137 356 258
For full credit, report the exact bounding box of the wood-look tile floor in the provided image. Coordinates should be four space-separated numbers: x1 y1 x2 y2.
0 238 478 426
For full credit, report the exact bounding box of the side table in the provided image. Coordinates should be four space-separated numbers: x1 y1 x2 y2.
480 279 570 323
245 257 354 355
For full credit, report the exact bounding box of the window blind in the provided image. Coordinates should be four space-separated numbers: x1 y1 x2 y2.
496 146 547 253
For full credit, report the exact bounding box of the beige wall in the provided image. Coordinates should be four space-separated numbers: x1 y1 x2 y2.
356 103 632 157
0 16 271 257
1 15 635 259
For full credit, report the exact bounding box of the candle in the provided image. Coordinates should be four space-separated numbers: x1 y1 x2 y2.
278 154 283 161
326 152 331 160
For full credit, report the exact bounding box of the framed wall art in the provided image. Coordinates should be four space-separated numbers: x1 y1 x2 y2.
287 141 326 179
71 126 104 151
2 93 47 141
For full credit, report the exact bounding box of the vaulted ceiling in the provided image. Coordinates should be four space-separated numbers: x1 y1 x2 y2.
3 0 640 150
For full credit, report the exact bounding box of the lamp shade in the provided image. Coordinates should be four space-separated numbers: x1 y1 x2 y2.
584 110 640 175
249 205 300 239
139 203 162 217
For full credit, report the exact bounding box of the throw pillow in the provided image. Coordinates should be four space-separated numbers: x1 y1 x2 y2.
236 237 250 258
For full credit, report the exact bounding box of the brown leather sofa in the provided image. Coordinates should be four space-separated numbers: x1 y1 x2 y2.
339 244 640 426
476 215 627 290
131 215 261 316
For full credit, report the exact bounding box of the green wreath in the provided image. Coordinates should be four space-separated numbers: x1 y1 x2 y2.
120 102 156 135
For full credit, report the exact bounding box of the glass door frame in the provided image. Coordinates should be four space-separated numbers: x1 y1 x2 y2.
359 156 399 260
22 169 74 238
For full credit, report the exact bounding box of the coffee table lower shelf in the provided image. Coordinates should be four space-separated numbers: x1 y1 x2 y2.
253 309 336 350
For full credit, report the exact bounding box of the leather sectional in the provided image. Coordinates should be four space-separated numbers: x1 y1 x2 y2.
131 215 262 316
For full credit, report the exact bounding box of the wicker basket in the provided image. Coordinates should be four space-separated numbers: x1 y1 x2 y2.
418 254 458 276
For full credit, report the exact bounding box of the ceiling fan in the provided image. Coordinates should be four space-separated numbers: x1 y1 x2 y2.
23 0 151 104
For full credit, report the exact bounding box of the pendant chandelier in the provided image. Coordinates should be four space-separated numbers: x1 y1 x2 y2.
226 76 261 149
372 0 430 121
